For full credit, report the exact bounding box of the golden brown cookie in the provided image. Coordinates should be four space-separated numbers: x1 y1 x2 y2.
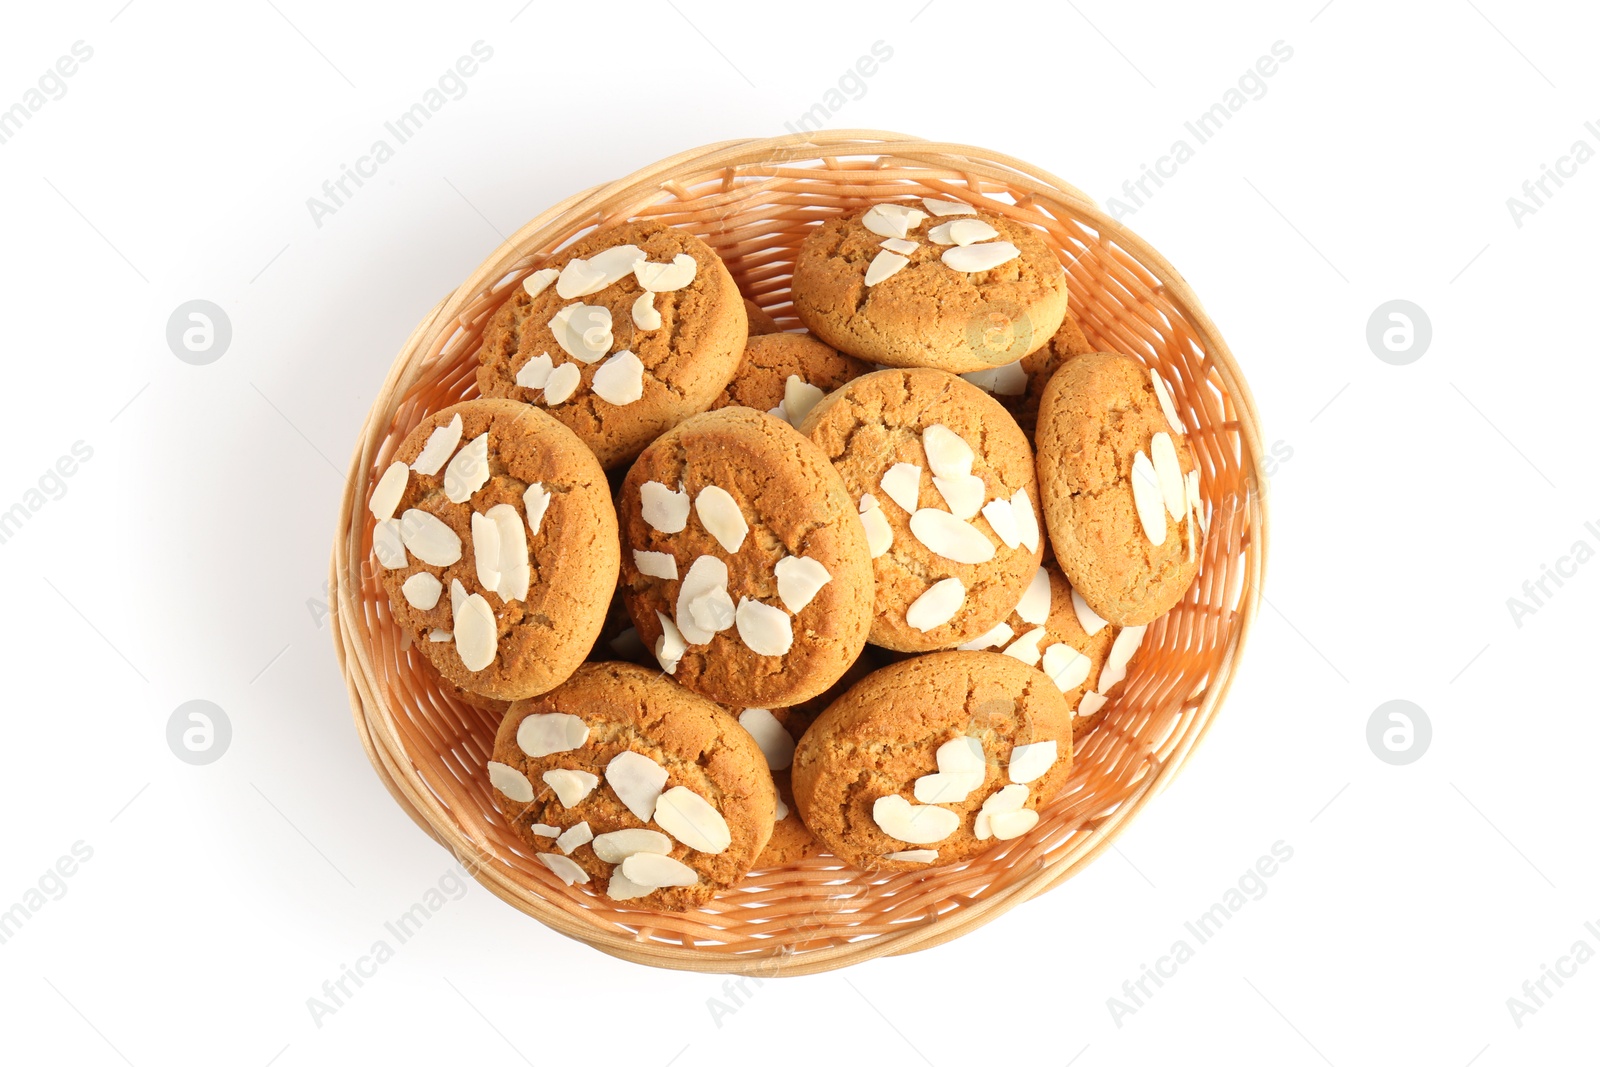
488 662 776 910
1035 353 1203 626
477 220 747 468
370 398 619 700
711 332 871 425
963 313 1094 438
791 652 1073 873
619 406 873 708
743 298 782 336
791 201 1067 373
799 368 1045 652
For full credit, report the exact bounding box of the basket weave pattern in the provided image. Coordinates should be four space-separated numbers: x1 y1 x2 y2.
331 132 1268 975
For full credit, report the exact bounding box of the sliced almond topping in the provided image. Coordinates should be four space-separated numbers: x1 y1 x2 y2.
487 761 534 802
633 549 678 580
906 577 965 632
990 360 1028 396
632 290 661 331
864 249 909 286
879 237 919 254
1011 488 1040 553
1041 642 1092 693
1077 691 1108 718
591 349 645 406
401 572 442 610
556 821 593 855
399 508 462 566
1151 368 1186 433
605 870 652 900
910 509 996 564
775 796 789 821
451 578 466 614
1071 587 1109 635
738 708 795 770
1151 432 1187 520
542 361 582 405
470 511 502 593
522 267 559 299
872 794 959 845
442 432 490 504
640 480 690 533
880 462 923 513
694 485 748 553
532 769 591 809
676 555 732 645
929 218 999 246
373 518 407 569
735 597 793 656
411 414 463 476
523 483 551 536
941 241 1021 273
976 783 1029 838
921 424 974 479
938 736 987 775
783 376 825 427
453 591 496 671
1008 740 1058 784
550 302 613 363
488 503 530 601
605 750 668 822
982 498 1022 549
530 823 560 837
654 611 686 674
913 770 984 804
1016 566 1051 624
621 852 699 888
369 461 409 521
1187 508 1197 563
886 849 938 863
989 808 1040 841
517 712 590 757
1098 624 1147 693
933 473 986 519
633 253 697 292
429 628 452 642
1131 449 1167 545
957 621 1013 650
515 352 554 390
653 786 732 854
922 197 977 216
859 494 893 558
1186 468 1206 534
1002 626 1048 667
689 589 736 634
537 852 589 885
557 244 645 299
861 202 928 239
774 555 832 613
591 828 672 864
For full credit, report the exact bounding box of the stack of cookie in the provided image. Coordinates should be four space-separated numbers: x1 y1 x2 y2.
368 203 1204 910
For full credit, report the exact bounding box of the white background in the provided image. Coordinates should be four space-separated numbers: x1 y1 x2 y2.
1 1 1596 1064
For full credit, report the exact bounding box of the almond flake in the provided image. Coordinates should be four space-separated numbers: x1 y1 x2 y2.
886 849 938 863
523 483 551 535
1002 626 1048 667
957 621 1014 650
1016 566 1051 624
592 349 645 406
400 509 462 566
609 626 646 659
990 360 1028 396
989 808 1040 840
550 302 613 362
934 472 986 520
536 769 596 809
429 628 452 642
1011 488 1040 552
542 361 581 405
864 249 909 286
1151 432 1186 520
1131 449 1167 545
640 480 690 533
605 870 652 900
470 511 502 593
938 736 987 775
621 852 699 888
453 591 496 671
735 597 793 656
929 218 999 246
522 267 559 299
982 498 1022 549
401 572 442 610
556 821 594 854
922 197 977 216
442 432 490 504
910 509 996 564
488 503 530 601
783 376 825 427
914 770 985 804
694 485 748 553
517 712 590 757
557 244 645 299
1041 642 1092 693
676 555 732 645
906 577 965 632
653 786 732 854
530 823 560 837
373 518 407 569
872 794 959 845
859 494 893 558
411 414 463 475
861 202 928 239
1151 368 1186 433
605 751 668 822
1187 508 1197 562
775 796 789 821
1186 468 1205 532
1071 587 1109 635
633 253 697 292
879 237 919 254
1077 691 1108 718
880 463 923 513
922 424 974 479
369 461 409 521
654 611 686 674
591 828 672 864
537 852 589 885
941 241 1021 273
1008 740 1057 784
632 290 661 330
1098 625 1146 693
975 783 1029 840
739 708 795 770
633 550 678 580
689 589 736 634
515 352 554 389
487 761 534 802
451 578 466 613
774 555 831 612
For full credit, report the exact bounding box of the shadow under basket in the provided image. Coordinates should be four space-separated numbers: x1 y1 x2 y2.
330 131 1269 975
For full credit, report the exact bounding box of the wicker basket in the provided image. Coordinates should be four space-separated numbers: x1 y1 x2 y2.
330 131 1268 975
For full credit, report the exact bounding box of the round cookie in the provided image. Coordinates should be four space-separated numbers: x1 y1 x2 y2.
477 219 748 468
791 201 1067 374
790 652 1074 873
619 406 873 708
371 398 619 700
488 662 776 911
711 332 871 427
799 368 1045 652
1035 352 1203 626
963 312 1094 438
743 298 782 336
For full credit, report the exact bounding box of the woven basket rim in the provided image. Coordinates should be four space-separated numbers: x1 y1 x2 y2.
329 129 1269 975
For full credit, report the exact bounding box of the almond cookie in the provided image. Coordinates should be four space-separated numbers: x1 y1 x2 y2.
743 298 782 336
487 662 776 911
962 312 1094 438
791 200 1067 374
477 220 747 468
1035 353 1204 626
799 368 1045 652
619 406 873 708
370 398 619 700
711 332 871 429
791 651 1073 873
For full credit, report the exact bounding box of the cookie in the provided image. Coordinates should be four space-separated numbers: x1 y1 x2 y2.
798 368 1045 652
477 220 747 468
790 652 1073 873
619 406 874 708
370 398 619 700
488 662 776 911
744 298 782 336
962 312 1094 438
791 200 1067 374
711 332 871 428
1035 353 1204 626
